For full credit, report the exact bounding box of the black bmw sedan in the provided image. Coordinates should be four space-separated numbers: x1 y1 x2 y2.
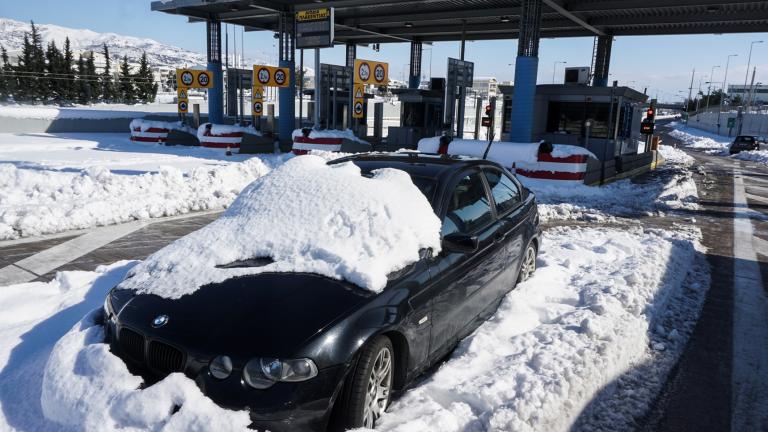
102 153 541 431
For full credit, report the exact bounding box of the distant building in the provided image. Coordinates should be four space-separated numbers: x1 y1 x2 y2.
728 84 768 105
472 77 499 98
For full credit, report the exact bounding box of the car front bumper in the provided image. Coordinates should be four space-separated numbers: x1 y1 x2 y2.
103 315 348 432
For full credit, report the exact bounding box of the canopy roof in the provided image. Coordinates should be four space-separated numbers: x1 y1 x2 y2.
152 0 768 44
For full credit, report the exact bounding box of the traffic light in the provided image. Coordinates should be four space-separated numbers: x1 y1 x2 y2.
646 107 655 122
485 105 492 116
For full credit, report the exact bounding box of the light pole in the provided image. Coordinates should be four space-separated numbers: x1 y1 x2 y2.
718 54 738 134
705 65 720 111
743 40 764 107
552 61 566 84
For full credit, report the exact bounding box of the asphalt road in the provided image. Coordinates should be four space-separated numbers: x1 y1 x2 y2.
641 122 768 432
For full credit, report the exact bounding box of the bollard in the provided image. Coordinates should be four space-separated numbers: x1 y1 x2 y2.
193 104 200 129
267 104 276 133
226 146 232 156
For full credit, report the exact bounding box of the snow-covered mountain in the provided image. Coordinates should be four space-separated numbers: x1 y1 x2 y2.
0 17 207 68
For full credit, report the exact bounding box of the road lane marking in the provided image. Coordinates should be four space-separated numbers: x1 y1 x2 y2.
746 192 768 206
0 210 222 286
731 171 768 431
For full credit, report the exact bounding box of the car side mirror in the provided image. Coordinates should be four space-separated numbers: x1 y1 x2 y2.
442 233 479 254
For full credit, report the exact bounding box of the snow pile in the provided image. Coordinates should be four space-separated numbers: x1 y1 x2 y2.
731 150 768 166
657 144 695 166
369 226 703 432
0 156 286 240
42 308 251 431
119 155 442 296
291 128 369 144
668 124 730 152
129 118 195 134
0 105 159 120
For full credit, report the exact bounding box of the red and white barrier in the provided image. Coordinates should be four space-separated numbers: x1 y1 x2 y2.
197 123 247 149
515 153 590 182
129 119 171 143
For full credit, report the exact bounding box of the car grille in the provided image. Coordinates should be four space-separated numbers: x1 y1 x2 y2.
118 327 185 375
147 340 185 374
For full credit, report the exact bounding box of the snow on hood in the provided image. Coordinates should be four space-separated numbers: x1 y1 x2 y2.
118 155 442 298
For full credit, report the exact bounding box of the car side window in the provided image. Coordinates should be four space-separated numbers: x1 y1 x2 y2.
441 172 493 237
483 169 521 214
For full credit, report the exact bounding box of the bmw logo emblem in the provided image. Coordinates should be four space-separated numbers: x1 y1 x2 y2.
152 314 169 328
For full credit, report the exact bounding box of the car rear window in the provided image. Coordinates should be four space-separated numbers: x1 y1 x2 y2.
738 136 755 143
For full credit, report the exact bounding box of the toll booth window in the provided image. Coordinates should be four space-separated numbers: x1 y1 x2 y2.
403 103 425 127
546 102 614 139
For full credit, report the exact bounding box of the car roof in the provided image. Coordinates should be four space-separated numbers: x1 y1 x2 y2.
329 152 499 180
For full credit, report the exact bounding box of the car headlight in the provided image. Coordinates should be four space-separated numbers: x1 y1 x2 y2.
243 357 318 389
103 293 114 318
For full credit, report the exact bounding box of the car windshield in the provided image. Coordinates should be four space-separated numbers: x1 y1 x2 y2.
737 136 755 143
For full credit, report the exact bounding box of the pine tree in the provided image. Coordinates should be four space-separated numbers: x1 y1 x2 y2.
0 46 9 101
45 40 64 102
16 34 33 100
29 21 46 101
118 55 135 103
135 51 157 103
62 37 76 102
76 53 88 104
100 43 115 102
86 52 97 102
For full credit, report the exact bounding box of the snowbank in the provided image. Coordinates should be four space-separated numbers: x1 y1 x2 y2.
0 156 286 240
0 104 159 120
368 226 703 432
731 150 768 166
118 155 442 296
42 308 250 431
292 128 368 144
668 123 730 152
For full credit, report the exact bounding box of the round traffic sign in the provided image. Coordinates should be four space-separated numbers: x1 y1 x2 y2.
374 64 386 83
178 101 188 112
257 67 271 85
197 72 210 87
180 71 194 86
354 101 363 115
253 101 263 114
358 63 370 82
274 69 286 85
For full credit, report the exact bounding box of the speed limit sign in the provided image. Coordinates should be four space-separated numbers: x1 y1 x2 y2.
358 62 370 82
179 70 193 87
257 67 271 85
354 59 388 84
374 64 386 83
274 69 287 86
197 71 210 87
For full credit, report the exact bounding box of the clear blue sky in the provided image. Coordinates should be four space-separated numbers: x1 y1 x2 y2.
2 0 767 102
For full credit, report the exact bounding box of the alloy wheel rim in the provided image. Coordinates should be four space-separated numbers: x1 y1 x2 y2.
522 247 536 281
362 347 392 428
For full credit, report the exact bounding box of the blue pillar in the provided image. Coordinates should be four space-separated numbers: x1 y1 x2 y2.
509 0 543 142
278 12 296 141
409 42 422 89
592 35 612 87
510 56 539 142
206 20 223 124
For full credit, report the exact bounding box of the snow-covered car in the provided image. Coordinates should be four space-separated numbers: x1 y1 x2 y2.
729 135 766 154
101 153 540 431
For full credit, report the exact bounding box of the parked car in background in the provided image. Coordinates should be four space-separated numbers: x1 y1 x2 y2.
729 135 767 154
102 153 541 432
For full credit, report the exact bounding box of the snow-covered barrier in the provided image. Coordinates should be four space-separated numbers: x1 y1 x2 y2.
197 123 260 149
291 128 371 155
417 137 596 183
129 119 197 143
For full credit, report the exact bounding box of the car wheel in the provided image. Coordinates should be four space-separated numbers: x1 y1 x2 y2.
334 335 394 430
518 243 537 283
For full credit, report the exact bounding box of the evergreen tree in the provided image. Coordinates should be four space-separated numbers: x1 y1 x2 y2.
100 43 115 102
135 51 157 103
62 37 76 102
86 51 97 102
45 40 64 102
118 55 135 103
76 53 88 104
29 21 46 100
0 46 9 101
16 34 33 100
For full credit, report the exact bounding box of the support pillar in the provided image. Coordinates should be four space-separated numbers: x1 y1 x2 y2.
510 0 542 143
206 20 223 124
592 35 612 87
409 42 422 89
346 42 356 130
278 13 295 141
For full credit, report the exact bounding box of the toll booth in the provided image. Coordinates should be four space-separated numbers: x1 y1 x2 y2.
304 63 371 135
498 84 648 161
386 79 446 149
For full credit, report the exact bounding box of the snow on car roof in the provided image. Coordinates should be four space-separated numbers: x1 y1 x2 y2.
118 155 442 298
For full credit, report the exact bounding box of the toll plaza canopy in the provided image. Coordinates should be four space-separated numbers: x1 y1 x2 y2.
152 0 768 43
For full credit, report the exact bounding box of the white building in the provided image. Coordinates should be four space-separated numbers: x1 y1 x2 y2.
728 84 768 105
472 76 499 98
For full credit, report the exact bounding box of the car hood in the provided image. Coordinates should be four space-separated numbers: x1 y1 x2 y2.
114 273 373 358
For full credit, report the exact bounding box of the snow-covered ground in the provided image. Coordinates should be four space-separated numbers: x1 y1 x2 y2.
0 133 290 240
667 122 730 154
0 225 706 432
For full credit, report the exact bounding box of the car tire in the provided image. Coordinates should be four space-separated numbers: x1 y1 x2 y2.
517 242 538 283
333 335 394 430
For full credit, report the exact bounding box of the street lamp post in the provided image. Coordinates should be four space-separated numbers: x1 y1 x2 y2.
717 54 738 134
743 40 764 107
705 65 720 112
552 61 567 84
